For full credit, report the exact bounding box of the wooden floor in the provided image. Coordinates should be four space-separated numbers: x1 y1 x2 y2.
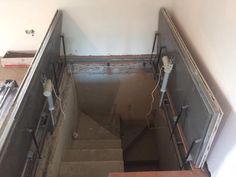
109 169 208 177
0 65 28 85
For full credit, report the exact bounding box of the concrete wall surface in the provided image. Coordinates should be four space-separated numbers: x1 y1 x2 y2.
0 0 172 56
39 73 79 177
170 1 236 177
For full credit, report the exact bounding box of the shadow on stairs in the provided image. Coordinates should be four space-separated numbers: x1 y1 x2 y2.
121 120 159 172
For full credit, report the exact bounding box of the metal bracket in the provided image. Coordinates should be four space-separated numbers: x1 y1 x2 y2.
27 128 41 159
169 105 189 140
181 138 202 169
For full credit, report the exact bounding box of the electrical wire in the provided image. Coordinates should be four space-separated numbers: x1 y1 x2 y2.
145 66 164 128
52 84 66 120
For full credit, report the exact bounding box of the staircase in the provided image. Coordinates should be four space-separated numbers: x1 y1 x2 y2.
59 113 124 177
121 120 159 172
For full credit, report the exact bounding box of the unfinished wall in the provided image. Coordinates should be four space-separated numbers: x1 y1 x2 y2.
0 0 172 57
73 62 156 123
170 1 236 177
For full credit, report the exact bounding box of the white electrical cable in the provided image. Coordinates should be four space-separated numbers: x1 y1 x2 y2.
52 84 66 120
145 66 164 127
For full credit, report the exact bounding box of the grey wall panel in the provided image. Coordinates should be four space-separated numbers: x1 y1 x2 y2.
0 10 62 177
157 8 223 168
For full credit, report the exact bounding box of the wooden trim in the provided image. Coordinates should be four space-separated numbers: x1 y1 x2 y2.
109 169 209 177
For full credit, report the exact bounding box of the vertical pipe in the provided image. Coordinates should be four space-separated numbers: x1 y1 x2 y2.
150 32 159 64
60 35 67 65
156 46 166 69
43 79 55 128
52 63 59 95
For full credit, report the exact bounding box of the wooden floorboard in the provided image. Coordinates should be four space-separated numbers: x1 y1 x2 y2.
109 169 208 177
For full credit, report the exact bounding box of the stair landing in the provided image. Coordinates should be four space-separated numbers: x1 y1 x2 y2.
77 113 119 140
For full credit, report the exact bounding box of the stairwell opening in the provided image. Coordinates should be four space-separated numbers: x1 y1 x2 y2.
40 61 183 177
32 9 221 177
41 61 183 177
72 61 181 172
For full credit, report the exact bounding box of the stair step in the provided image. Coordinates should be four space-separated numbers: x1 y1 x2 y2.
59 161 124 177
71 139 121 149
102 114 121 137
63 149 123 162
78 113 119 139
124 129 159 162
121 120 147 150
122 120 147 126
124 160 159 172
